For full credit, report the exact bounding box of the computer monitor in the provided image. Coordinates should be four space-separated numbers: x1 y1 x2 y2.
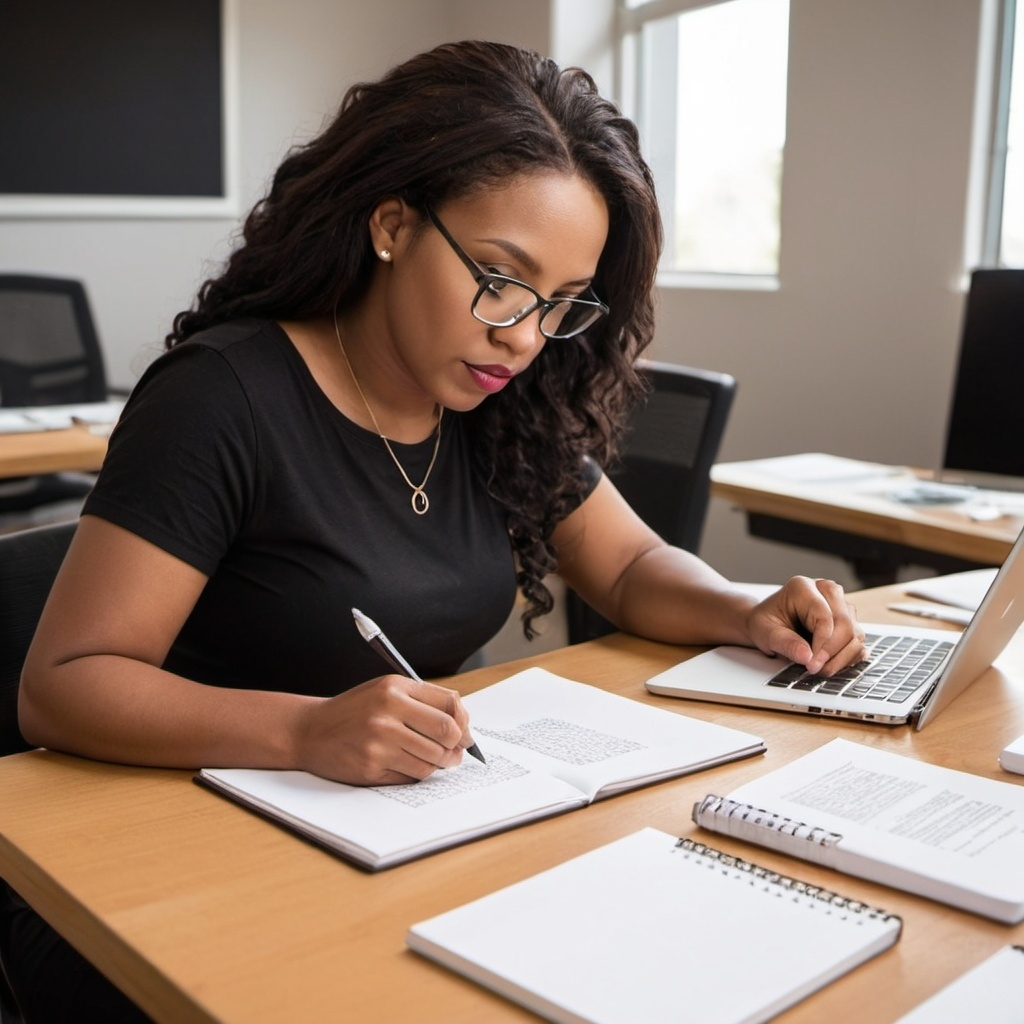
942 269 1024 487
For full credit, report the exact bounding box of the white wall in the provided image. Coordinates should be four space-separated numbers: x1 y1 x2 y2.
648 0 985 589
0 0 989 591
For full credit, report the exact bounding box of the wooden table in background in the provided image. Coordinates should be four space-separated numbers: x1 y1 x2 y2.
711 457 1022 586
1 585 1022 1023
0 426 108 480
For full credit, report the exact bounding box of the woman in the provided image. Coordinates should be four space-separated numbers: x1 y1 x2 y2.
6 40 862 1021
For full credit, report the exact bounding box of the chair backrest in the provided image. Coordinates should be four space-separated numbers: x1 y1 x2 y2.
943 268 1024 480
0 275 108 408
0 521 76 757
565 360 737 644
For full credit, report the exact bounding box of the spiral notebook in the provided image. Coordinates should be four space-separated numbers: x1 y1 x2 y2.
407 827 902 1024
693 738 1024 923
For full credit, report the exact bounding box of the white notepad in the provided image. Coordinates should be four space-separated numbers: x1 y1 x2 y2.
408 828 901 1024
894 945 1024 1023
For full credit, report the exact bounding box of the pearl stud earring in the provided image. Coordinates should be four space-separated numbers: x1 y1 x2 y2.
379 249 392 261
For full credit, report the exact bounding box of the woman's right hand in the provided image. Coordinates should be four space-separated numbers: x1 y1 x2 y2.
294 674 474 785
20 515 473 787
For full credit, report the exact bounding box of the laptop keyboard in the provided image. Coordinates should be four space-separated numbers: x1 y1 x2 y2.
765 633 956 703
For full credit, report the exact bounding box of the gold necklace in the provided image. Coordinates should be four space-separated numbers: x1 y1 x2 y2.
333 312 443 515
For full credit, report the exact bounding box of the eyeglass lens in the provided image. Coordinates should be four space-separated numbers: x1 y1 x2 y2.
473 279 602 339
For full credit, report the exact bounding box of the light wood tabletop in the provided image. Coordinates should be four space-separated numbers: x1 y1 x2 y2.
0 426 109 479
1 584 1022 1023
711 456 1023 583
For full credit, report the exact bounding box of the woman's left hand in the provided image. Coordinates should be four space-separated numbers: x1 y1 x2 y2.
746 576 865 676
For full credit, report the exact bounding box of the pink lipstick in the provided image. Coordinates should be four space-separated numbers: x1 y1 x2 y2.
466 363 514 394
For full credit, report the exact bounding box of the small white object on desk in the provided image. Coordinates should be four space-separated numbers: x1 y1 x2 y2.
999 734 1024 775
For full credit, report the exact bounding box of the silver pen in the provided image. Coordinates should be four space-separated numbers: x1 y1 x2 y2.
351 607 486 763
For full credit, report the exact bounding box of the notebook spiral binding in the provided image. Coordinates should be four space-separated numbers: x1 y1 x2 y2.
693 793 843 847
674 837 900 923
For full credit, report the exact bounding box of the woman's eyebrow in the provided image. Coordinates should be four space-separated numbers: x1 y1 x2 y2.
480 236 540 275
480 236 594 288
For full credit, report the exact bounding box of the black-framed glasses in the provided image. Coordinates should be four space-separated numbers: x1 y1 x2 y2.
426 208 609 340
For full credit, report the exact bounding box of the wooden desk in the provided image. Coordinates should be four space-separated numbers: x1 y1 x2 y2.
0 426 108 479
712 457 1022 586
1 586 1023 1023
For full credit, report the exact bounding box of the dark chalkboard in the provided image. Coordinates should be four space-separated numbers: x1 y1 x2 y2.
0 0 231 210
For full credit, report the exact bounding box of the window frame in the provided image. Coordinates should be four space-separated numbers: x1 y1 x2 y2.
969 0 1019 269
615 0 787 290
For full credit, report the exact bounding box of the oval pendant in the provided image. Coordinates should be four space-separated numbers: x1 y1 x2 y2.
411 489 430 515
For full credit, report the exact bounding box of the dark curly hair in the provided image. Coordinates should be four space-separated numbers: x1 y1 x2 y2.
168 40 662 637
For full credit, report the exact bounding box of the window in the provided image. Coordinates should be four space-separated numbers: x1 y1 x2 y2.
619 0 790 283
976 0 1022 267
997 0 1023 264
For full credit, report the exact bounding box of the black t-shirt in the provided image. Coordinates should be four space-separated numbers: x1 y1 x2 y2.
83 319 518 695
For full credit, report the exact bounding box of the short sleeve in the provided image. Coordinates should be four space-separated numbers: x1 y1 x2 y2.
579 455 603 499
83 343 257 575
556 454 603 522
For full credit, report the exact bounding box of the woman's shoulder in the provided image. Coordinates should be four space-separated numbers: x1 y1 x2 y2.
140 319 298 391
172 317 287 360
117 320 288 434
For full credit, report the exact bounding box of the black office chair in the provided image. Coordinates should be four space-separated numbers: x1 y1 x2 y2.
0 520 74 758
0 275 110 519
0 521 76 1024
943 268 1024 481
565 360 737 644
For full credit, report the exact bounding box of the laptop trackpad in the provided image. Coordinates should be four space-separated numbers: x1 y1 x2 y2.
646 646 779 697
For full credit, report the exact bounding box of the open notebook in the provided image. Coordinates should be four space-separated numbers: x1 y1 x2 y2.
197 669 763 869
647 523 1024 729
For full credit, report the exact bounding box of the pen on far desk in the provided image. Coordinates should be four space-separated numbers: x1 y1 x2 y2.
350 607 486 764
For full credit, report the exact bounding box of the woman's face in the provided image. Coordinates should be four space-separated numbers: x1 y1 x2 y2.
375 171 609 413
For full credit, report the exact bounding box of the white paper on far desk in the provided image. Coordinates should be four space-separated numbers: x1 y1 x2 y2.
0 400 125 434
744 452 905 484
197 668 764 869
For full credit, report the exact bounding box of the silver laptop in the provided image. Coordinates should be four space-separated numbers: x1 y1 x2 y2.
646 524 1024 729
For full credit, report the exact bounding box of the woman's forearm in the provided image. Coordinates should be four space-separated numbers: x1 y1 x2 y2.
19 653 316 770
